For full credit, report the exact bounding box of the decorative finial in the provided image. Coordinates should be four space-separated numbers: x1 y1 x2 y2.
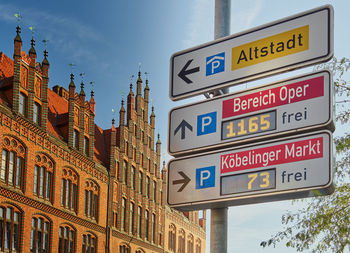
89 81 95 96
112 108 116 125
69 63 76 74
121 99 124 106
145 72 149 80
130 83 133 90
158 133 160 139
14 13 22 25
163 161 166 167
44 49 48 58
31 37 35 47
152 106 154 112
42 39 49 50
70 73 74 81
29 26 35 46
138 62 141 72
79 72 85 81
16 25 21 35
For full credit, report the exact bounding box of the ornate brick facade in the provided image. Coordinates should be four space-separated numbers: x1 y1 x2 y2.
0 26 206 253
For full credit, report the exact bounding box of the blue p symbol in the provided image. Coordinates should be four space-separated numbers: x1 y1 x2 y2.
206 52 225 76
197 112 217 136
196 166 215 189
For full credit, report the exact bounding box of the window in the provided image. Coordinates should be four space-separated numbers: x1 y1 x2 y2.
121 198 126 231
84 137 89 156
84 180 99 221
153 180 157 202
129 202 134 234
138 172 143 194
152 213 156 243
178 229 185 253
119 244 130 253
168 224 176 252
122 161 127 184
58 225 75 253
34 166 52 201
148 159 151 171
136 249 145 253
30 216 50 253
137 206 141 237
73 130 79 149
113 211 118 228
146 176 150 198
148 137 152 149
82 233 96 253
61 168 78 212
1 141 25 189
133 148 136 160
187 234 194 253
130 166 135 190
195 239 201 253
33 102 41 125
19 92 27 116
0 205 21 252
145 210 149 241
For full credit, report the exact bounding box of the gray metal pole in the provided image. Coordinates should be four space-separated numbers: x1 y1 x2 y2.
210 0 230 252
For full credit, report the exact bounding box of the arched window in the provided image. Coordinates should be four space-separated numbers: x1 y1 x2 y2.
168 224 176 252
1 136 25 189
58 225 75 253
146 176 150 198
119 243 130 253
178 229 185 253
84 180 99 221
137 206 142 237
138 171 143 194
33 153 54 201
122 160 127 184
30 215 50 252
0 204 21 252
121 198 126 231
152 180 156 202
151 213 156 243
195 238 201 253
131 166 135 190
82 233 97 253
145 210 149 241
129 202 134 234
135 249 145 253
61 168 78 212
187 234 194 253
19 92 27 116
33 102 41 125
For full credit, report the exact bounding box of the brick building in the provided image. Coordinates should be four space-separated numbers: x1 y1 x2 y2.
0 26 206 252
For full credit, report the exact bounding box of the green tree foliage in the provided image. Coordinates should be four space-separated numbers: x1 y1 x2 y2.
260 57 350 253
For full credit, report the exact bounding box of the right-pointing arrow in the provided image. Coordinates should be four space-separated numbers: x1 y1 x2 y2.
174 119 193 140
172 171 191 192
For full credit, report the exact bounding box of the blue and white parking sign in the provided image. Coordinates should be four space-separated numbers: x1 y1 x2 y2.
197 112 217 136
206 52 225 76
196 166 215 189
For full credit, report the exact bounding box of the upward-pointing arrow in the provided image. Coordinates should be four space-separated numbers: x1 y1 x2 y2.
174 120 193 140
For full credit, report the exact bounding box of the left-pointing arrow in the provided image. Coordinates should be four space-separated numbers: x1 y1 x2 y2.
174 120 193 140
178 59 200 84
172 171 191 192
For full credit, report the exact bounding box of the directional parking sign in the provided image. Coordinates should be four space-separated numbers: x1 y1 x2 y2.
167 130 334 211
168 71 333 156
169 5 333 101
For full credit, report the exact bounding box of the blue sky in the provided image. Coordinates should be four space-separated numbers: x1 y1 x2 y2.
0 0 349 252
